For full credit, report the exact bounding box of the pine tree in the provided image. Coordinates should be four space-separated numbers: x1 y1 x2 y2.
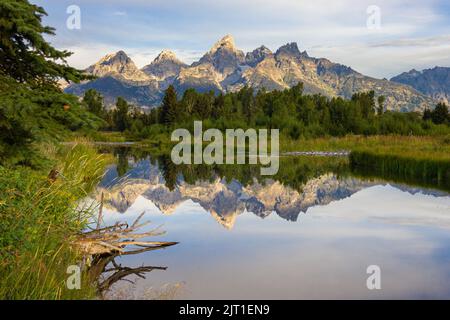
160 85 178 124
113 97 130 131
0 0 89 87
181 88 198 115
431 102 449 125
0 1 100 165
238 86 255 122
423 108 432 121
377 95 386 115
83 89 104 116
212 93 225 119
193 93 213 120
352 91 375 119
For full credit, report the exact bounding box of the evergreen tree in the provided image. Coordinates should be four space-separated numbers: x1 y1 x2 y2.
0 0 101 166
113 97 130 131
212 93 225 119
0 0 89 87
423 108 433 121
238 86 255 122
291 82 304 102
193 91 213 120
160 85 178 124
377 95 386 115
431 102 449 125
352 91 375 119
83 89 104 116
181 88 198 115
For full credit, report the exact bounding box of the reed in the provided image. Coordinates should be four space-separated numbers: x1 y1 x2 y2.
0 141 111 299
349 151 450 191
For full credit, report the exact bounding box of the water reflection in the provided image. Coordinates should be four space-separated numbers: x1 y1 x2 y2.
94 148 450 299
98 153 447 229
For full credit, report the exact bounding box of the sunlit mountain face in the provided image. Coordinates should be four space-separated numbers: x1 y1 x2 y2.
65 35 435 112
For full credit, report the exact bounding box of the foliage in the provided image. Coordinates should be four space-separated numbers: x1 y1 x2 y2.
0 0 90 87
83 89 105 117
0 0 109 299
159 85 179 124
350 150 450 191
0 76 104 167
0 142 110 299
423 102 450 125
112 97 131 132
88 83 449 141
0 0 103 167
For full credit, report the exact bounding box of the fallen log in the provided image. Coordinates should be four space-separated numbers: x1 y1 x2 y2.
74 211 178 256
73 210 178 295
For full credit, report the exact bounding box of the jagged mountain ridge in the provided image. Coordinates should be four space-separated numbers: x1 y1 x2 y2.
391 66 450 105
142 50 188 89
85 50 150 82
66 35 435 111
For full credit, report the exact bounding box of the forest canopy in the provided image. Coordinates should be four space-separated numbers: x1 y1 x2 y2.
86 83 450 140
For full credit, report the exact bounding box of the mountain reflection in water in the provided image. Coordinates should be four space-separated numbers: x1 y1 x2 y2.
93 149 450 299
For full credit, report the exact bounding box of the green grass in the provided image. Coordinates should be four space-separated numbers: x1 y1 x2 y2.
93 132 450 192
349 150 450 191
281 135 450 159
281 135 450 190
0 141 111 299
88 131 129 143
96 132 450 160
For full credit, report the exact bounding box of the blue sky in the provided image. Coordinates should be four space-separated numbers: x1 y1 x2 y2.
32 0 450 78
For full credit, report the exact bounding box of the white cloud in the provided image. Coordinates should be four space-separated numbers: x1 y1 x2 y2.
33 0 450 77
112 11 127 16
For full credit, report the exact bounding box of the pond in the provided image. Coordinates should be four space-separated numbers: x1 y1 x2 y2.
92 147 450 299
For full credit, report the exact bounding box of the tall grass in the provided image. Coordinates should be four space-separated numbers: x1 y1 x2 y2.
281 134 450 158
0 141 111 299
280 135 450 190
349 150 450 191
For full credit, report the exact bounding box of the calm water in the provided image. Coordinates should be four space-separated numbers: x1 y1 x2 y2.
93 148 450 299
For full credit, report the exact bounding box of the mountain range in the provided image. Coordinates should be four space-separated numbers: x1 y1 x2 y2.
390 66 450 105
65 35 444 112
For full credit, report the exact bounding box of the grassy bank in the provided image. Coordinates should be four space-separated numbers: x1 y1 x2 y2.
93 132 450 160
282 135 450 190
281 134 450 156
92 131 450 191
349 150 450 191
0 142 110 299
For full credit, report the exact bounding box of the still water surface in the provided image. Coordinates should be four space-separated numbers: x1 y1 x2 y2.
93 149 450 299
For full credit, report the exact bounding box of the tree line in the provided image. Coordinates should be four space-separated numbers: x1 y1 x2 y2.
84 83 450 139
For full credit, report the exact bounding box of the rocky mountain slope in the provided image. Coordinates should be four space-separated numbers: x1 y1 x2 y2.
142 50 187 87
391 67 450 105
66 35 435 111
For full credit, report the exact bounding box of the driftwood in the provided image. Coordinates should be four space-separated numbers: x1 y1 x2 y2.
93 254 168 293
75 211 178 256
74 209 178 295
96 192 104 230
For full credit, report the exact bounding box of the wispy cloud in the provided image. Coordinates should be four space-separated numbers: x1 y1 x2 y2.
368 34 450 48
31 0 450 77
112 11 127 16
